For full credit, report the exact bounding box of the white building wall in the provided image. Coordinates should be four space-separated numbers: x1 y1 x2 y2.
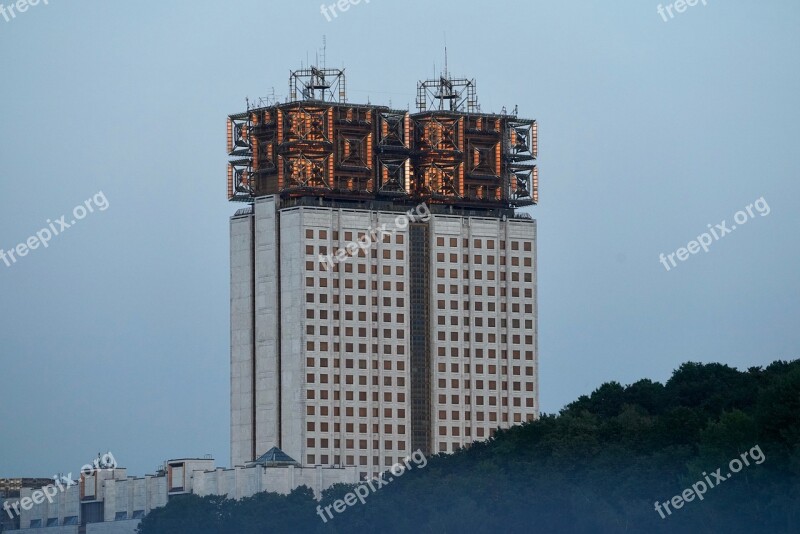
428 215 538 454
146 477 167 512
254 197 281 459
232 202 537 475
284 206 413 478
231 212 255 467
8 463 354 532
12 527 77 534
278 207 305 463
17 482 79 531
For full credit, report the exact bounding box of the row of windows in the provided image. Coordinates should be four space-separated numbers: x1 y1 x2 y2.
307 315 406 333
437 392 535 405
307 388 406 402
435 290 534 309
434 427 525 453
307 373 406 388
306 265 533 292
28 517 82 528
306 444 406 455
307 287 406 303
437 415 534 433
306 358 407 371
433 429 500 446
306 455 407 467
306 228 405 245
305 345 535 361
435 427 501 448
307 265 405 285
436 347 533 364
305 315 403 328
306 338 407 352
434 394 535 406
437 405 535 421
306 418 408 433
306 327 406 340
305 344 536 361
307 402 407 416
309 296 405 312
436 317 535 329
435 303 535 315
310 260 406 275
435 253 533 267
435 238 532 252
306 376 534 394
436 332 535 344
438 412 536 435
306 304 407 321
436 375 535 389
436 281 534 296
308 253 533 273
435 266 533 279
435 360 535 373
307 434 409 448
307 374 411 388
303 394 535 414
309 244 406 260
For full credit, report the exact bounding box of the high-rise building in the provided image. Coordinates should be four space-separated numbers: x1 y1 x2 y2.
228 67 539 478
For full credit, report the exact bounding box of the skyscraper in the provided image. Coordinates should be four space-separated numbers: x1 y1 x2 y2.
228 67 538 478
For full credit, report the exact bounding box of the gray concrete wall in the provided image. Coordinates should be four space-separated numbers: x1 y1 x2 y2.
8 526 78 534
230 211 255 467
254 197 280 459
278 206 305 465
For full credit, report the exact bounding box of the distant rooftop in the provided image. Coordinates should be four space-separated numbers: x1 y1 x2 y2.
248 447 299 468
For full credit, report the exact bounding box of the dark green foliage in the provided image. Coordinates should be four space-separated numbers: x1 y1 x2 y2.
138 360 800 534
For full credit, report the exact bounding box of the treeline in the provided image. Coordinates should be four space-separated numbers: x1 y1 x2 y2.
138 360 800 533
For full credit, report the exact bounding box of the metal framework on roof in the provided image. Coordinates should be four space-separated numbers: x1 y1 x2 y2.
416 76 478 113
227 66 538 211
289 67 346 103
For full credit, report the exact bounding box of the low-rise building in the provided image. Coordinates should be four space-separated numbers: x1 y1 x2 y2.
6 451 357 533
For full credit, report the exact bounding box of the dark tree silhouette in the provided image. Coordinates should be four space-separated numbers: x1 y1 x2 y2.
138 359 800 534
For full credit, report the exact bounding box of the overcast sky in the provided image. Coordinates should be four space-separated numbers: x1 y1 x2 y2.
1 0 798 477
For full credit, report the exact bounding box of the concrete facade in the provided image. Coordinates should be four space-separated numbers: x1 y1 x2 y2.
230 211 255 466
230 197 538 478
428 215 538 453
7 460 356 532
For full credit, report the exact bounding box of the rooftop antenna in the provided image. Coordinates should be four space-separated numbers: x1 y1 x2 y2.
322 35 327 69
443 33 448 78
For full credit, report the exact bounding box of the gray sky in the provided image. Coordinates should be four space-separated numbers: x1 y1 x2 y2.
1 0 798 477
